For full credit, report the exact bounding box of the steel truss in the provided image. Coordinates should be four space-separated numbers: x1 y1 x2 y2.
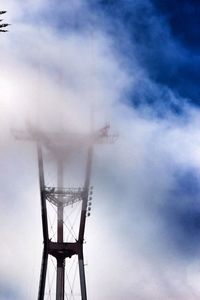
13 124 117 300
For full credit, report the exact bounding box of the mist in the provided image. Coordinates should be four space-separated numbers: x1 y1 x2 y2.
0 0 200 299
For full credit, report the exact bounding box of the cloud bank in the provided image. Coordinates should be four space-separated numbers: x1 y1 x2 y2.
0 0 200 299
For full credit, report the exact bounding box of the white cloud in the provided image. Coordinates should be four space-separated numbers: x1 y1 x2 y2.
1 1 200 299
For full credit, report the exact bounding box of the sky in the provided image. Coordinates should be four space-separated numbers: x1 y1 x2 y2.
0 0 200 299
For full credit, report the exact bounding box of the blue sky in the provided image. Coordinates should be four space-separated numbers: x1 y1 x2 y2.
0 0 200 299
96 0 200 105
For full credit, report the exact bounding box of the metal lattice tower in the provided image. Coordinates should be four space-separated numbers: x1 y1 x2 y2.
13 122 117 300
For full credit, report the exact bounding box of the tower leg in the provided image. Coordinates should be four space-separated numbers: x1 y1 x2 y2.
38 248 48 300
78 251 87 300
56 258 65 300
56 160 65 300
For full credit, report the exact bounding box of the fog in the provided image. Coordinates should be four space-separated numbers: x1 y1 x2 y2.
1 1 200 299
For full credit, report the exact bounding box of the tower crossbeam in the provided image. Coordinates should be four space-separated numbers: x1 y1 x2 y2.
45 186 83 207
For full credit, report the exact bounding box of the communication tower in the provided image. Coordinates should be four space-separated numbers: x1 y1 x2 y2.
13 122 116 299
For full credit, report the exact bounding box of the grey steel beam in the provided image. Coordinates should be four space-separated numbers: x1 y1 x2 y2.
38 248 48 300
56 258 65 300
77 145 93 300
37 143 49 244
78 250 87 300
78 145 93 243
56 160 65 300
37 143 49 300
